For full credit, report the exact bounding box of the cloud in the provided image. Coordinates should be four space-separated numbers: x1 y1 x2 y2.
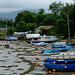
0 0 74 13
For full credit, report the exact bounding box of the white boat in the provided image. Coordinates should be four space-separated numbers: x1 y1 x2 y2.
38 35 58 42
36 42 48 46
26 34 40 39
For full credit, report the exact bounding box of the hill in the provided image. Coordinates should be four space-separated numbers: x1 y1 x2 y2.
0 9 40 19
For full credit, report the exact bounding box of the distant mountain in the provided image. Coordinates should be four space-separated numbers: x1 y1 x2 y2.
0 9 40 20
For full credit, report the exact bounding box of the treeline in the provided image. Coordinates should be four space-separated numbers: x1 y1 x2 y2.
1 1 75 38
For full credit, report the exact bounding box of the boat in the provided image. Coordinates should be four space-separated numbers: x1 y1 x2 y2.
67 43 75 46
38 35 58 42
45 62 75 71
43 45 71 53
5 36 18 41
45 58 75 71
30 39 41 45
45 58 75 64
36 42 48 46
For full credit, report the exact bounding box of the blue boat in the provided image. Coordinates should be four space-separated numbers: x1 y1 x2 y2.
45 58 75 64
5 36 18 40
45 58 75 71
43 45 71 53
45 62 75 71
30 41 40 45
67 43 75 46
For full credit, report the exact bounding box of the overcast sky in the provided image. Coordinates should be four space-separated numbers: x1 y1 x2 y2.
0 0 74 13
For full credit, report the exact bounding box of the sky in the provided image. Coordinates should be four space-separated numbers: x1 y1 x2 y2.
0 0 74 13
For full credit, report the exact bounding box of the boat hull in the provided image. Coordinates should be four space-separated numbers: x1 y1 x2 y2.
45 63 75 71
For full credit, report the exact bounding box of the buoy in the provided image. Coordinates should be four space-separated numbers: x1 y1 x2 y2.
24 59 27 61
56 56 58 59
41 47 43 49
27 44 29 45
45 46 48 48
49 71 52 74
35 53 37 55
36 46 37 48
43 60 45 62
65 66 67 69
6 46 9 48
35 64 39 66
36 57 38 59
23 44 25 46
65 61 67 64
21 56 23 59
39 52 41 54
33 54 34 56
49 47 51 49
53 61 56 64
33 61 35 64
53 69 56 72
62 56 64 58
36 57 39 60
69 56 71 58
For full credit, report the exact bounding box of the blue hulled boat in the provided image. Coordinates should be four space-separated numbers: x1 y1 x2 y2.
45 62 75 71
43 45 71 53
45 58 75 71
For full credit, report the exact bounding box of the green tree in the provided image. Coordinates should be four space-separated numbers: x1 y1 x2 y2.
49 1 64 15
16 21 27 32
26 23 37 33
38 8 45 14
7 27 16 36
55 18 67 37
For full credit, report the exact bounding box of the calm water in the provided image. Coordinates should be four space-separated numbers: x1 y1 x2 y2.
0 41 75 75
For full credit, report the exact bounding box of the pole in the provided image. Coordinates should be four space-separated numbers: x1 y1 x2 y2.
5 20 7 38
67 14 71 49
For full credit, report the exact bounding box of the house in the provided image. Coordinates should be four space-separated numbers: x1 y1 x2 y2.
35 26 53 33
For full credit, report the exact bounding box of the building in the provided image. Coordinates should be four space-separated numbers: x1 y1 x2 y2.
35 26 53 33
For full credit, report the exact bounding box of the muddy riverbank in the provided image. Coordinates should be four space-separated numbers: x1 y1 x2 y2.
0 41 75 75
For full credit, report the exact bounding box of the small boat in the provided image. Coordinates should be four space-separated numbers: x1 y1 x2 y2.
45 58 75 71
67 43 75 46
30 39 41 45
36 42 48 46
45 62 75 71
45 58 75 64
43 45 71 53
5 36 18 41
52 42 66 48
38 35 58 42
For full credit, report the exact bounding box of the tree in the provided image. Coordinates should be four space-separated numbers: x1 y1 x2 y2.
16 21 27 32
55 18 67 37
49 2 64 15
7 27 16 36
26 23 37 33
38 8 45 14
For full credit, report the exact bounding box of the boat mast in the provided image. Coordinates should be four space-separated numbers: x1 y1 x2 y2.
5 20 7 38
67 14 71 49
